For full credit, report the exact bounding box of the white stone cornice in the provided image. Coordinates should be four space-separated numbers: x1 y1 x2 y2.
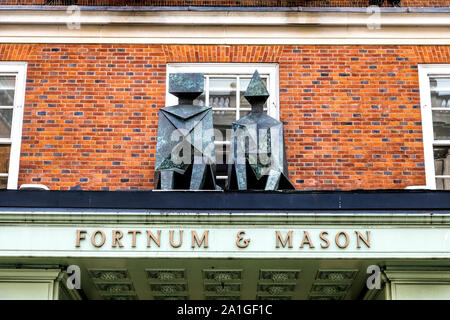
0 209 449 226
1 9 450 27
1 9 450 44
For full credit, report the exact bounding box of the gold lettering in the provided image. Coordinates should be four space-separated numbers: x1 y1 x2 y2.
147 230 161 248
128 230 141 248
275 231 293 248
335 231 350 249
91 230 105 248
191 230 209 248
356 231 371 248
300 231 315 248
319 231 330 248
170 230 183 248
236 230 250 248
112 230 124 248
76 230 87 248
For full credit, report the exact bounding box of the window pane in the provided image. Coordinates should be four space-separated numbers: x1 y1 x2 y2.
240 110 250 118
0 144 11 173
209 78 236 109
0 109 13 139
0 177 7 189
193 93 206 107
215 143 229 166
430 77 450 109
0 76 15 106
213 110 235 142
432 110 450 140
434 146 450 176
436 178 450 190
215 143 229 190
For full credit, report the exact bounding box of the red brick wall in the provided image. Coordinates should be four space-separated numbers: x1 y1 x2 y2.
1 44 449 190
1 0 450 7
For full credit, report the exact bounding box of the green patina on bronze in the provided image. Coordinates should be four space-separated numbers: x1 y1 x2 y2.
227 70 295 191
155 73 219 190
243 71 269 113
169 73 204 101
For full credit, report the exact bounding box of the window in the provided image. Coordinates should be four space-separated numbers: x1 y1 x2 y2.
166 63 279 189
418 65 450 190
0 62 27 190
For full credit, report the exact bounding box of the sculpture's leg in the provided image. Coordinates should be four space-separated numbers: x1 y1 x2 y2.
190 163 207 190
160 170 175 190
235 164 247 190
265 169 281 191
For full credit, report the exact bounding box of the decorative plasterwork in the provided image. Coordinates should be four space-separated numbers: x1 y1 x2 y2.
147 269 186 281
150 284 187 295
204 283 241 295
101 294 137 300
153 295 188 300
203 269 242 300
89 269 130 282
258 295 292 300
257 269 301 300
308 269 358 300
315 269 358 282
95 282 134 294
260 269 300 282
88 269 137 300
311 283 351 295
203 270 242 282
147 269 188 300
309 295 345 300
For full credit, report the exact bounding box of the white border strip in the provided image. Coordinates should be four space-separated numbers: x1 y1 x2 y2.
2 11 450 44
0 208 449 226
3 10 450 26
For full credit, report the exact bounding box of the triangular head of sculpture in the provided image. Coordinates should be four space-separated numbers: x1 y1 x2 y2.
155 73 219 190
227 71 295 191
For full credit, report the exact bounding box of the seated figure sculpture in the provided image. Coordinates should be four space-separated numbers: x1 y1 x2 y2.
154 73 218 190
227 71 295 190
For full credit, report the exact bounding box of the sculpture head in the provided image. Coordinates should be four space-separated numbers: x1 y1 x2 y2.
244 70 269 113
169 73 204 105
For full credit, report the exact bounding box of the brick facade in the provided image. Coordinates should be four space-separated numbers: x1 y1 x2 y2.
1 44 449 190
1 0 450 7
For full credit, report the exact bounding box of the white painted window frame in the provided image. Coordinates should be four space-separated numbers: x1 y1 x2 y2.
166 63 279 183
165 63 279 119
418 64 450 190
0 62 27 190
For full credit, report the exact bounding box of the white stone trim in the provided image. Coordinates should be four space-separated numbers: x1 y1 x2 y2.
3 10 450 27
385 267 450 300
385 269 450 282
0 269 62 300
1 223 450 259
0 208 449 225
1 10 450 44
0 209 449 260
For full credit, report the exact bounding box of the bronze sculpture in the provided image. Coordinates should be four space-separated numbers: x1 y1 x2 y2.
227 71 294 190
154 73 218 190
